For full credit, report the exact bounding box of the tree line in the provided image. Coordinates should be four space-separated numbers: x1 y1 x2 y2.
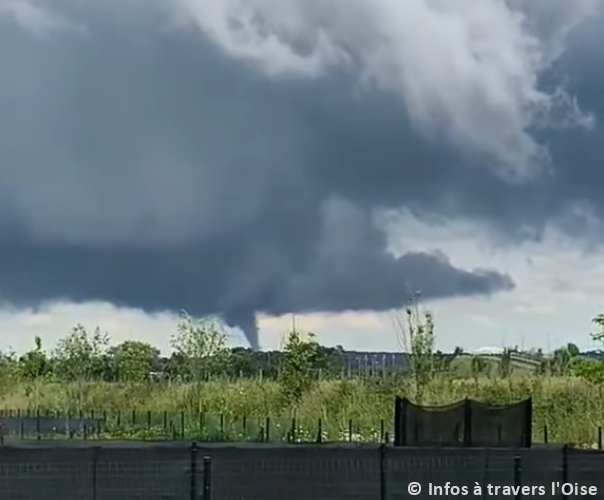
1 308 602 385
0 311 461 384
0 316 352 383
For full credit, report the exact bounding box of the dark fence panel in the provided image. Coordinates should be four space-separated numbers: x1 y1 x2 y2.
94 444 191 500
518 447 566 499
386 447 516 499
567 447 604 494
395 398 466 446
0 442 603 499
469 399 532 447
0 417 102 438
200 444 380 500
395 397 532 447
0 446 93 500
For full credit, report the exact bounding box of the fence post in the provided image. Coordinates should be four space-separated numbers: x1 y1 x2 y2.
561 445 568 500
317 418 322 444
513 455 521 500
524 398 532 448
36 409 41 440
92 446 100 500
379 443 387 500
393 396 403 446
203 455 212 500
463 398 472 447
265 417 270 443
190 442 198 500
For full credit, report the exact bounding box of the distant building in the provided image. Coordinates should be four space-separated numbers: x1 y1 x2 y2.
341 351 411 372
581 350 604 360
471 346 505 355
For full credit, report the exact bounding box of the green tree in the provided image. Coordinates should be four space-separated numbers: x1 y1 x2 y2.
165 352 189 381
566 343 580 358
170 311 231 381
226 347 282 379
279 330 320 406
593 312 604 340
18 336 51 381
109 340 160 382
53 325 109 381
572 312 604 384
572 357 604 385
0 348 17 381
313 344 346 379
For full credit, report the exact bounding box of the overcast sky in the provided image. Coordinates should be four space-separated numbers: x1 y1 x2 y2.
0 0 603 354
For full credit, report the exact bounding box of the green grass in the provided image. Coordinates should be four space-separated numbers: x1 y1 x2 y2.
0 375 601 446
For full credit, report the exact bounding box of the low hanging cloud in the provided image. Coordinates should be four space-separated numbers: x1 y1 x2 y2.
176 0 596 177
0 0 601 348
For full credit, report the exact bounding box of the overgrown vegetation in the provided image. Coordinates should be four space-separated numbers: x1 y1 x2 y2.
1 307 604 446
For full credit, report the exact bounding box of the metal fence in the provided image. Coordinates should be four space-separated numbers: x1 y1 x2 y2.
0 441 602 499
1 410 592 446
0 410 393 443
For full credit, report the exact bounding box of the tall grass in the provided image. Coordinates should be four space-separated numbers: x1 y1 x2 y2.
0 374 601 445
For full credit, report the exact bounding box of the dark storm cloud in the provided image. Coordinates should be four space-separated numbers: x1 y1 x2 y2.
2 1 601 347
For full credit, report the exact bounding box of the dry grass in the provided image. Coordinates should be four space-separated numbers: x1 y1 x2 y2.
0 375 599 444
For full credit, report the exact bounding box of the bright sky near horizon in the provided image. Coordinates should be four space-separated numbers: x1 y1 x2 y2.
0 0 603 355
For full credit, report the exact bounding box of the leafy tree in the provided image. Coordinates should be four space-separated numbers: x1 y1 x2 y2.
313 344 346 378
53 325 109 381
593 312 604 340
279 330 320 406
170 311 231 381
0 348 17 381
226 347 281 379
18 336 51 381
566 343 580 358
165 352 189 381
572 313 604 384
572 357 604 385
109 340 160 382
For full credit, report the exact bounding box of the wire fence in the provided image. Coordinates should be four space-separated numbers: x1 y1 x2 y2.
0 409 600 447
0 442 602 499
0 409 393 443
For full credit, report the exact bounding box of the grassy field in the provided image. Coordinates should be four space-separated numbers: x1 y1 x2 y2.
0 375 600 446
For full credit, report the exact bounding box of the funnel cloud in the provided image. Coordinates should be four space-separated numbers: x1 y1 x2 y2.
0 1 603 349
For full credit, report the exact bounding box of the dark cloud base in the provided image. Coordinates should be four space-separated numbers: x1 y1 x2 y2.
1 6 602 347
